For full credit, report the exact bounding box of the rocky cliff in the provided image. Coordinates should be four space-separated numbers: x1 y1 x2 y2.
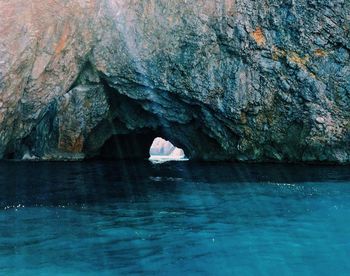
0 0 349 162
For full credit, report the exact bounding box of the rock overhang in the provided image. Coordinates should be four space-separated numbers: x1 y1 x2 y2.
0 0 349 163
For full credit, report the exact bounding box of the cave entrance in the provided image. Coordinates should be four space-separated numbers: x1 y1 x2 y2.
93 132 189 162
6 62 235 161
149 137 188 163
14 69 234 162
81 83 194 162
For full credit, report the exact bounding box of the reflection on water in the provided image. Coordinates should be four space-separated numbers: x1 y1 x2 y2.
0 161 350 275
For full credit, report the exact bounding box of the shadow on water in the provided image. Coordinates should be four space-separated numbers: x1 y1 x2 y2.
0 160 349 208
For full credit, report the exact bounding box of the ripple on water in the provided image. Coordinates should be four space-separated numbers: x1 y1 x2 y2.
0 161 349 275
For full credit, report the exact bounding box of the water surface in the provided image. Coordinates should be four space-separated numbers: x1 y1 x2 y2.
0 161 349 275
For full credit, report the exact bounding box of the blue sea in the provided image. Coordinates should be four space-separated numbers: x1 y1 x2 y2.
0 161 349 275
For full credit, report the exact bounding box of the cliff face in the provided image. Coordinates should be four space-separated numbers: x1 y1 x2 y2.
0 0 349 162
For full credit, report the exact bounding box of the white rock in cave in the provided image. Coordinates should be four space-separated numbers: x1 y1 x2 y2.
149 137 187 162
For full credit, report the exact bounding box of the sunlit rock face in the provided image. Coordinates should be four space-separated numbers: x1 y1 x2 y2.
149 138 186 161
0 0 349 162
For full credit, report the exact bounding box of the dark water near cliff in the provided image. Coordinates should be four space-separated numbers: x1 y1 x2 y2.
0 161 350 275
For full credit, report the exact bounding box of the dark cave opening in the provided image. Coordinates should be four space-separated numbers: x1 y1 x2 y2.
96 133 188 161
4 68 232 161
81 80 194 161
97 131 159 160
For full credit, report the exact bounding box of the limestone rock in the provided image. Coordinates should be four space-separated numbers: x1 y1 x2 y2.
150 137 186 159
150 138 176 156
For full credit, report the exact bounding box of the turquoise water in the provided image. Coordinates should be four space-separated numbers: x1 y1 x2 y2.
0 161 350 275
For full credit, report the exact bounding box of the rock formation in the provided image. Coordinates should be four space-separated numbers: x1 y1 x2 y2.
149 137 186 161
0 0 349 162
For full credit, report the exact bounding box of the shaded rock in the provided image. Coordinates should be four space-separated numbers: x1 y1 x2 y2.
57 85 109 154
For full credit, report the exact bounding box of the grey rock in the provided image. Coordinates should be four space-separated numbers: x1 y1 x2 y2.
0 0 350 163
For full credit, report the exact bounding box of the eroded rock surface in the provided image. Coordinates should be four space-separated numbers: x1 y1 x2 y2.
0 0 349 162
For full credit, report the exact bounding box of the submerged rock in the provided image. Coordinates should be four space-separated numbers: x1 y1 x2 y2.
0 0 349 163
